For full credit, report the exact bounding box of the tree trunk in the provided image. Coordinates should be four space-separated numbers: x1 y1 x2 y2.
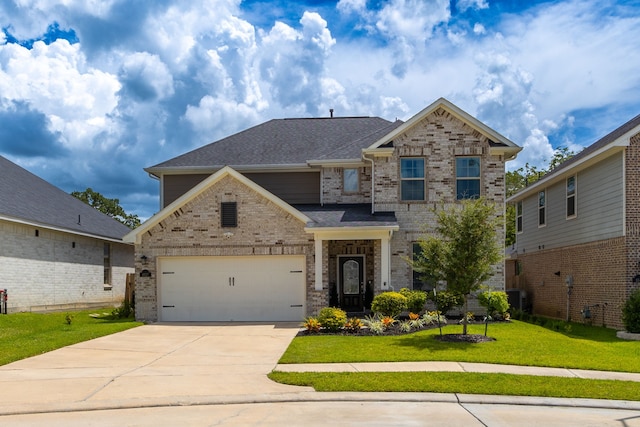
462 294 469 335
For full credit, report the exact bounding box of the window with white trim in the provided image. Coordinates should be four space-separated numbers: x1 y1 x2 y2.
538 190 546 227
516 201 523 233
400 158 426 201
566 175 576 218
456 157 481 199
343 168 359 193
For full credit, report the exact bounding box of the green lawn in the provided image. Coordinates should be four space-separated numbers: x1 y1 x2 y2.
271 320 640 401
0 309 142 366
279 321 640 372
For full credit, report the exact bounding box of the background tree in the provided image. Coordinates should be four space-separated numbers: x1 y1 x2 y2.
71 188 141 229
505 147 577 246
412 198 503 335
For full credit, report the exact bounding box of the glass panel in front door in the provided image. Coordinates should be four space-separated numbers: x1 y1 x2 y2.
343 260 360 294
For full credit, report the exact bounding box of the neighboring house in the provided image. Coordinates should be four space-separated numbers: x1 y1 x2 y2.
0 156 134 312
507 113 640 329
124 98 521 322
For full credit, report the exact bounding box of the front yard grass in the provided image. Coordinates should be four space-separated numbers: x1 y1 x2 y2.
279 321 640 372
271 320 640 401
0 308 142 366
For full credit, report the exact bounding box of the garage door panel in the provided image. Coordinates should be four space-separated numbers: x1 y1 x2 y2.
159 255 305 322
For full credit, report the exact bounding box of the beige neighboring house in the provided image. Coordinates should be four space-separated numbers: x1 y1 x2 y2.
507 113 640 329
0 155 134 313
125 98 521 322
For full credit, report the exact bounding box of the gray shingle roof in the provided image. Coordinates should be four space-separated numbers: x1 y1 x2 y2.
0 155 132 240
296 204 398 228
148 116 403 170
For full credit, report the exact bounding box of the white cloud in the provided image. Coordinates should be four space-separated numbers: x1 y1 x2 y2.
456 0 489 13
0 39 120 148
119 52 174 101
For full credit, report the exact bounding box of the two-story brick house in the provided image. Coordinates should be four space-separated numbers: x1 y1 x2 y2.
507 113 640 329
125 98 521 322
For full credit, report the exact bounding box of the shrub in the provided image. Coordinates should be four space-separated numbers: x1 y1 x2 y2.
317 307 347 332
399 320 412 333
623 288 640 333
423 311 447 325
399 288 427 314
477 289 510 315
344 317 363 333
302 316 321 333
427 290 464 314
381 316 397 329
371 291 407 317
362 314 385 335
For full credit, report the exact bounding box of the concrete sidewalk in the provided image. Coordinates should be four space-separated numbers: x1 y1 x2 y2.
275 361 640 382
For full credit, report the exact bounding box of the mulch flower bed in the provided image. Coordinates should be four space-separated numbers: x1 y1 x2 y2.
298 320 503 342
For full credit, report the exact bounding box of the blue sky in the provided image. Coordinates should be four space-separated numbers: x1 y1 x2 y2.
1 0 639 219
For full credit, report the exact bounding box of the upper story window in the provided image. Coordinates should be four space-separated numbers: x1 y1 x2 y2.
566 175 576 218
343 168 359 193
400 158 426 201
456 157 481 199
538 190 546 227
516 201 523 234
221 202 237 227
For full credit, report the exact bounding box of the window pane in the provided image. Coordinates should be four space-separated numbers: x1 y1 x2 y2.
456 157 480 178
567 176 575 195
538 191 545 207
343 168 358 192
516 201 522 215
539 207 545 226
456 180 480 199
402 180 425 201
567 196 575 217
401 158 424 178
343 260 360 294
517 216 523 233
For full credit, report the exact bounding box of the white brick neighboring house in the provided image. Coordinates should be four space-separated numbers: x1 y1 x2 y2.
0 156 134 313
125 98 521 322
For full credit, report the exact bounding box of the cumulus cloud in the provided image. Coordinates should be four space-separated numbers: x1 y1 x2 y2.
0 0 638 219
259 12 335 115
0 100 67 157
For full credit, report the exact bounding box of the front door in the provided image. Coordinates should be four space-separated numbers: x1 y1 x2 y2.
339 256 364 312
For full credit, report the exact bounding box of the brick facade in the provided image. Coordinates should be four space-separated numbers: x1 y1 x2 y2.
375 108 506 291
512 125 640 329
135 175 316 321
0 219 133 312
516 237 627 328
131 103 513 321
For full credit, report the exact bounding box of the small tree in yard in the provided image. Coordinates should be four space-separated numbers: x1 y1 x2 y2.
412 198 503 335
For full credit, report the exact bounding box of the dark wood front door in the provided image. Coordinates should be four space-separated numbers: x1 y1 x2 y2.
339 256 364 312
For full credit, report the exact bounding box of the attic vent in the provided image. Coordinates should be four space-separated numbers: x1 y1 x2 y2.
221 202 237 228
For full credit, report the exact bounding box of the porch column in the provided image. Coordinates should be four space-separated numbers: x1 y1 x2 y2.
381 232 391 290
314 237 323 290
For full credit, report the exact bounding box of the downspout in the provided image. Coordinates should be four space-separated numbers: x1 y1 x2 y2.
363 153 375 214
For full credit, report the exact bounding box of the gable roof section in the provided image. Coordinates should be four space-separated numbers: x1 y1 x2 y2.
0 155 132 241
146 116 396 175
365 97 521 159
507 112 640 203
124 166 311 244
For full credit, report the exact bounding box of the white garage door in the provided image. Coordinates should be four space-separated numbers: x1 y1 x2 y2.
158 255 306 322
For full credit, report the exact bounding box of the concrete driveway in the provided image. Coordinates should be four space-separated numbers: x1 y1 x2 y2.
0 323 314 415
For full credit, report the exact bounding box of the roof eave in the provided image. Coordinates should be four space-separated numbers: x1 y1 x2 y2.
367 97 520 151
145 163 315 176
507 142 628 203
0 214 131 244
